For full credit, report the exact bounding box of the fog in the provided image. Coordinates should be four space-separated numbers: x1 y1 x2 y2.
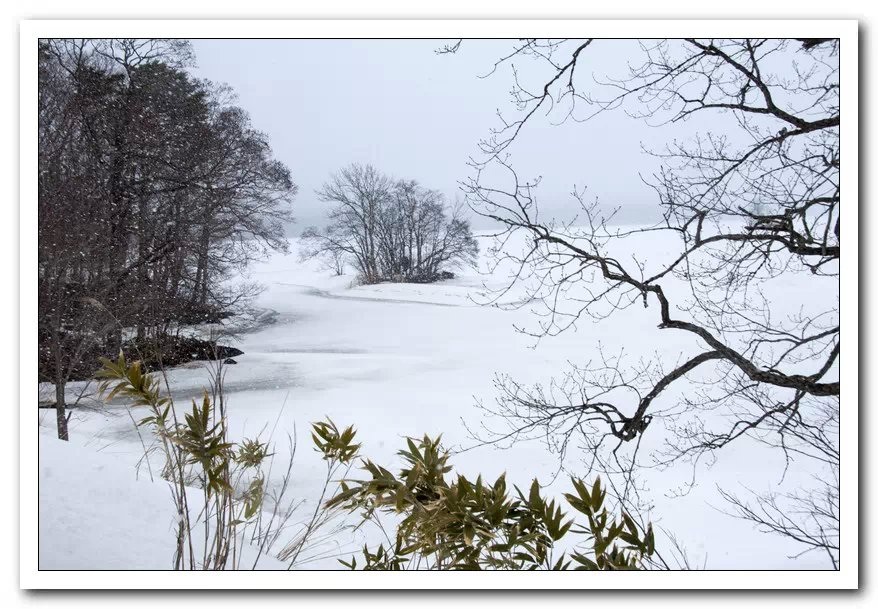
190 39 676 234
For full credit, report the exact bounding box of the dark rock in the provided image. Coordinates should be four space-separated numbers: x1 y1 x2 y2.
215 345 244 359
40 334 246 382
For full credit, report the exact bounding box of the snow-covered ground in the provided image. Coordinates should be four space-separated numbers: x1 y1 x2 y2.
38 229 838 570
38 426 288 571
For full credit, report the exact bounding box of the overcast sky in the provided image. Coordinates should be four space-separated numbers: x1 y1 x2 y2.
189 39 672 233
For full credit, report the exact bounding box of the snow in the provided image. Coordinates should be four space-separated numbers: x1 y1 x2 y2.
38 427 287 570
38 229 838 570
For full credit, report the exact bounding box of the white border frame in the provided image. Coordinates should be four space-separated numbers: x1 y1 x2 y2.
19 19 859 590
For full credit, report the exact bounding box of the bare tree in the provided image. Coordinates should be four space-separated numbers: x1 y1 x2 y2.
308 163 392 284
459 39 839 566
303 165 477 283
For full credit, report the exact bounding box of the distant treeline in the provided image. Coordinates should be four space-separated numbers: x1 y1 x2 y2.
38 39 295 437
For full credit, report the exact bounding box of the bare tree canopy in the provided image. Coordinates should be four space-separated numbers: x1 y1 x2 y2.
38 38 296 439
461 39 839 566
303 163 478 284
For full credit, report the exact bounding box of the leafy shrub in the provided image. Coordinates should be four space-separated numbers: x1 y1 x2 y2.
314 425 656 570
97 353 281 569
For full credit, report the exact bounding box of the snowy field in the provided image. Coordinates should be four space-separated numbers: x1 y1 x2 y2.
38 229 838 570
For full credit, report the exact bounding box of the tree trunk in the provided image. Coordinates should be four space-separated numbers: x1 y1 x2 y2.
192 218 212 307
54 377 69 441
136 190 149 341
51 298 70 441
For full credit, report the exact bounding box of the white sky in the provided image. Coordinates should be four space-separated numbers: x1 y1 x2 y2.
189 39 673 233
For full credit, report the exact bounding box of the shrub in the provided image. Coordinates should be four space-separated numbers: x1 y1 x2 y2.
315 425 656 570
97 353 287 569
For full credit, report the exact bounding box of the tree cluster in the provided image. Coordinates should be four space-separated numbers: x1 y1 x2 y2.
39 39 296 439
302 163 478 284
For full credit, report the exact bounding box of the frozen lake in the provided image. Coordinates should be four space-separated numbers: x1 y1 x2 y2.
39 231 837 570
